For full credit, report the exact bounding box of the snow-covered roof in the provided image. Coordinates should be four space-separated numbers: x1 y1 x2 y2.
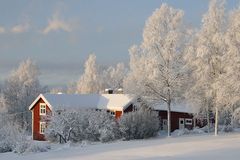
29 93 134 111
153 103 197 113
99 94 133 111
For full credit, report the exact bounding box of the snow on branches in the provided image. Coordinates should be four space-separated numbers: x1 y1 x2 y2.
124 4 186 136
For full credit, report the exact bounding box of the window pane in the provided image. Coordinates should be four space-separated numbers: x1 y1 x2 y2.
40 103 46 115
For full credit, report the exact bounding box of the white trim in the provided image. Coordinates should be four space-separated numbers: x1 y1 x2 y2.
32 110 34 139
39 122 46 134
29 94 53 111
39 103 47 115
162 119 168 131
122 102 132 111
122 103 134 112
179 118 185 129
185 118 193 125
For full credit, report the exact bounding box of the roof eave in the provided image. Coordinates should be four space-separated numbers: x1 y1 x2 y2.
28 94 53 111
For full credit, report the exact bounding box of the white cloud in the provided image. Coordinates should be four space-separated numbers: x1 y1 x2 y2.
11 23 30 33
0 26 6 34
42 13 72 34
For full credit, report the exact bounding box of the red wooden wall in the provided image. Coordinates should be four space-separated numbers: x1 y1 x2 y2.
31 98 51 141
158 110 193 131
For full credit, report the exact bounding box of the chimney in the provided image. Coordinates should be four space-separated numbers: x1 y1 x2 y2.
105 88 113 94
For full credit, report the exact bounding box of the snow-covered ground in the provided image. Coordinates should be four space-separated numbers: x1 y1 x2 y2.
1 133 240 160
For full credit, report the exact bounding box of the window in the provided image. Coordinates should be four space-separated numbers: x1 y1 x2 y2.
39 122 46 134
180 119 184 124
185 119 192 125
110 111 115 116
40 103 46 115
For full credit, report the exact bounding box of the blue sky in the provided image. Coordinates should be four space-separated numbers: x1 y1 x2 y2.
0 0 239 86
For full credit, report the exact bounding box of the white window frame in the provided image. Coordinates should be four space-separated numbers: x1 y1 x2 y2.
179 118 185 130
39 103 46 115
39 122 46 134
185 118 193 125
162 119 168 131
110 111 115 116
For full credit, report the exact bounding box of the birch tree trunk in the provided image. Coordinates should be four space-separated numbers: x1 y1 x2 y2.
215 107 218 136
207 103 210 133
167 101 171 137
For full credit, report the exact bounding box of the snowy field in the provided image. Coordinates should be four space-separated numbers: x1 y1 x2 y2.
1 133 240 160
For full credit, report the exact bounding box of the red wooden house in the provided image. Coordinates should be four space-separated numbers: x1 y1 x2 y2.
28 93 135 141
29 93 196 141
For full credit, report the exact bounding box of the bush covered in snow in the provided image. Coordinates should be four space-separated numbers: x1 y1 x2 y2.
46 107 161 143
25 142 51 153
172 127 205 136
0 114 51 154
45 110 120 143
172 128 190 136
219 125 234 132
87 111 120 142
0 120 29 153
119 108 160 140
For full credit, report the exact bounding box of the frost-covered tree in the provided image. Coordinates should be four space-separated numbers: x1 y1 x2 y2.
66 81 77 94
45 110 79 143
216 7 240 126
75 54 127 94
184 0 226 135
76 54 100 94
45 110 120 143
102 63 127 91
0 114 29 153
119 107 160 140
3 59 46 129
85 110 120 142
0 93 6 113
124 4 186 136
49 87 65 94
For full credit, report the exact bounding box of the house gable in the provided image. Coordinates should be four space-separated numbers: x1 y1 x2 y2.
29 94 53 111
31 97 51 141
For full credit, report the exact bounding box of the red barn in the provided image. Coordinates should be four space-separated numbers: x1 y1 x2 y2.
29 93 134 141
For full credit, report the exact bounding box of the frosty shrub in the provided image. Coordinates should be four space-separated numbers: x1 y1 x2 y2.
85 111 120 142
13 141 31 154
232 107 240 127
45 109 120 143
219 125 233 133
25 142 51 153
0 120 29 153
0 114 50 154
172 127 205 136
172 128 190 136
119 108 160 140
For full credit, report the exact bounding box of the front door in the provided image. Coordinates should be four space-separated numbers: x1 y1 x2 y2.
162 119 168 131
179 118 185 130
